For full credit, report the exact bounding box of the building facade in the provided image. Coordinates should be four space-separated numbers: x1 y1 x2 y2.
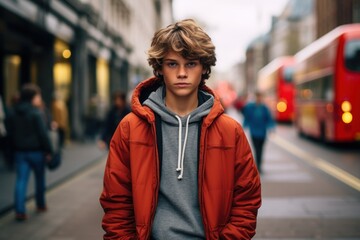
316 0 360 38
244 33 270 94
269 0 315 60
0 0 173 139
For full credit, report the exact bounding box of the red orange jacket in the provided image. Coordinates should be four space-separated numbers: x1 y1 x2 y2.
100 77 261 239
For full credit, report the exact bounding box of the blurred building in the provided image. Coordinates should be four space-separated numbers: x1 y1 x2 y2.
269 0 315 60
316 0 360 38
244 33 270 94
0 0 173 139
244 0 360 94
244 0 314 94
227 62 246 95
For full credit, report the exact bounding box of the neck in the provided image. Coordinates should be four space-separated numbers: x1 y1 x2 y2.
165 93 198 117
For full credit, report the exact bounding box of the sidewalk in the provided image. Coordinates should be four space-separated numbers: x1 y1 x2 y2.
0 156 106 240
0 141 107 215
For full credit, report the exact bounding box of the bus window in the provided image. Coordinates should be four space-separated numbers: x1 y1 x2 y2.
283 66 294 82
345 40 360 72
322 75 334 101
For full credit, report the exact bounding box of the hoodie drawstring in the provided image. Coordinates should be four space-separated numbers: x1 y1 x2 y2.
175 115 191 180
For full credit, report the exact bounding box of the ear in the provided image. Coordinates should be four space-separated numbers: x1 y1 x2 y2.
153 70 163 78
202 68 208 75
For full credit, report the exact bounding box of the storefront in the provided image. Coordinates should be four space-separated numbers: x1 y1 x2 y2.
0 0 130 139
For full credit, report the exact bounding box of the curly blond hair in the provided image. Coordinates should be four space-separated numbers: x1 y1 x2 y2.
147 19 216 81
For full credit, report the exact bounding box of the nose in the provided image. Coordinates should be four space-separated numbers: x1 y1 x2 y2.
177 65 187 79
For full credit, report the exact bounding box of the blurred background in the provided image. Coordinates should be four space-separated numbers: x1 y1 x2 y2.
0 0 359 239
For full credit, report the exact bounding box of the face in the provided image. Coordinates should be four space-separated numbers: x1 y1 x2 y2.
32 94 42 108
114 97 125 108
256 94 262 104
159 50 206 100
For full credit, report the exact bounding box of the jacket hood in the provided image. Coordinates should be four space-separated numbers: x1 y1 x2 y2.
15 102 35 115
131 77 224 126
143 85 214 125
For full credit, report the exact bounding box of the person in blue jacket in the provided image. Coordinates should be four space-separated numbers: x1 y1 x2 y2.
243 91 275 173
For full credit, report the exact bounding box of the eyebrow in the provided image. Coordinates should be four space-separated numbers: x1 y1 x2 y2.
163 58 177 62
163 58 199 62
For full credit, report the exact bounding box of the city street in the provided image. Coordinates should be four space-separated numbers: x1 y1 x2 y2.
0 109 359 239
1 0 360 239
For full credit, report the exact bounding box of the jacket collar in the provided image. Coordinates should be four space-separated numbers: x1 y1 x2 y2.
131 77 224 126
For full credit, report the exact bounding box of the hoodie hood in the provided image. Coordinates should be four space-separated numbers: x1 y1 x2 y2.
131 77 224 126
143 85 214 125
15 102 36 115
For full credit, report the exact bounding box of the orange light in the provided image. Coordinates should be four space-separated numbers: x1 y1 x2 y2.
341 101 351 112
62 49 71 59
277 101 287 113
342 112 353 124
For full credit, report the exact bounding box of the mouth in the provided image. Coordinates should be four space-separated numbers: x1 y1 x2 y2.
174 83 190 87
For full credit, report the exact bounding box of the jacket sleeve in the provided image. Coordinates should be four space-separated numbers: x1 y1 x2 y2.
220 125 262 239
99 119 137 239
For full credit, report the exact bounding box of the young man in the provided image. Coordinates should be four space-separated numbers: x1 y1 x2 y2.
100 19 261 239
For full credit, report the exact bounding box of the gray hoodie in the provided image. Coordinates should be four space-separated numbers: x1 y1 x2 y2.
144 86 214 240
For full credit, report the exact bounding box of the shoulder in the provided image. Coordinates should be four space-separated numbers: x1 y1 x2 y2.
243 102 254 112
216 113 240 125
30 108 43 119
261 104 271 112
245 102 255 108
120 112 142 125
118 112 149 132
211 113 244 133
207 114 246 146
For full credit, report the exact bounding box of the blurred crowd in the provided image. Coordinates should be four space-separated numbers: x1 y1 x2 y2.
0 83 130 221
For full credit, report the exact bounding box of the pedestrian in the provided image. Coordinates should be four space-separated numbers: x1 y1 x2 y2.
6 84 53 221
100 19 261 239
51 91 69 148
243 91 275 173
98 91 130 150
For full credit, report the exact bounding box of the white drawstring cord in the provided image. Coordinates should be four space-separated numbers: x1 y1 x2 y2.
178 115 191 180
175 115 182 172
174 114 191 180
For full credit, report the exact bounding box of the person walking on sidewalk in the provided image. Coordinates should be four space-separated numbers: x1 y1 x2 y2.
100 19 261 239
51 91 69 148
98 91 130 150
7 84 53 221
243 91 275 174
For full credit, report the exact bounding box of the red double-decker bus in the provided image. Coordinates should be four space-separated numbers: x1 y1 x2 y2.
257 56 295 122
294 24 360 142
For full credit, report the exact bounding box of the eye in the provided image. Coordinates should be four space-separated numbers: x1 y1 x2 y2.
166 62 177 68
186 62 197 68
